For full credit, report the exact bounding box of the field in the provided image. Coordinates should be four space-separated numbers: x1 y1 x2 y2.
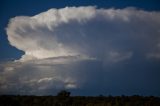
0 94 160 106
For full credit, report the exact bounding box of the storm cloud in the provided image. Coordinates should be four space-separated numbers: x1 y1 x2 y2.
1 6 160 95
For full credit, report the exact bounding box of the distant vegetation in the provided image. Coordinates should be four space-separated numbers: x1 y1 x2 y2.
0 90 160 106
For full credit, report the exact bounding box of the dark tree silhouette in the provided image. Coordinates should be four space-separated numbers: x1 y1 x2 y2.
57 90 70 97
0 93 160 106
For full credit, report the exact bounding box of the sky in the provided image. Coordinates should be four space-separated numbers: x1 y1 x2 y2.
0 0 160 96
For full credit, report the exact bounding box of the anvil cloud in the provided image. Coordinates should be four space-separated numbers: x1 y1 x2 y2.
1 6 160 95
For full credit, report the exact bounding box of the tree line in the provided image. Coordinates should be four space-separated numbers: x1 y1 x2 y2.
0 90 160 106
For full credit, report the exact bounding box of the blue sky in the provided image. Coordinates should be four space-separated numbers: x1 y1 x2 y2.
0 0 160 96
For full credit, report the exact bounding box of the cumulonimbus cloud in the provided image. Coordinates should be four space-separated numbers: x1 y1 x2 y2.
1 6 160 95
6 6 160 62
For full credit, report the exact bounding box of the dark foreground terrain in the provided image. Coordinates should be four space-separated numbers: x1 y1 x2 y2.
0 91 160 106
